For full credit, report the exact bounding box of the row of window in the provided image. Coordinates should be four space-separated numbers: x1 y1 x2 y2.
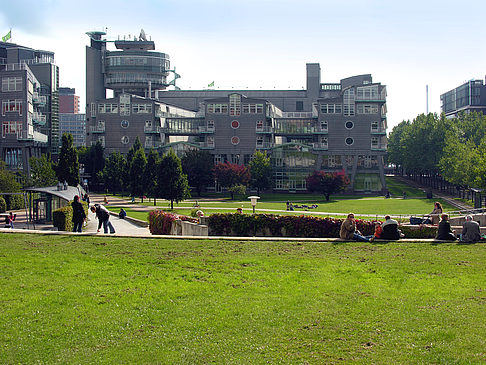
2 77 22 92
97 103 153 114
207 102 264 115
2 100 23 115
2 121 23 138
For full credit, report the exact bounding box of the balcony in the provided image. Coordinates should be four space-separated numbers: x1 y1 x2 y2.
90 125 105 133
256 142 273 149
371 144 387 151
312 127 328 134
199 126 215 133
144 125 160 133
312 142 328 150
32 112 46 126
32 93 47 106
199 142 215 149
256 126 273 133
371 128 386 135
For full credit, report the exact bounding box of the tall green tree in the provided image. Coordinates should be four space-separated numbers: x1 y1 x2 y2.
144 149 160 205
29 154 57 187
129 148 147 201
81 142 105 188
157 149 190 209
248 151 272 195
56 133 79 186
181 149 214 196
100 152 127 194
0 161 21 193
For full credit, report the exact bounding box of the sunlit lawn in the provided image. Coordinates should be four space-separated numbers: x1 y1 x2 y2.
1 233 486 364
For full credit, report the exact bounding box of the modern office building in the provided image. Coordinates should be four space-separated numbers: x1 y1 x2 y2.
59 87 85 147
86 31 387 193
441 79 486 118
0 40 59 177
59 87 80 113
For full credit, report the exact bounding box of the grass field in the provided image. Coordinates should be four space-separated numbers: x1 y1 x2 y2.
1 233 486 363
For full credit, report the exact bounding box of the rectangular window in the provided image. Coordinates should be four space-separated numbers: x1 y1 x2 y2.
229 94 241 116
296 101 304 111
357 104 379 114
132 104 152 114
371 137 379 148
207 103 228 114
90 103 96 117
2 100 22 116
2 77 22 92
320 104 342 114
2 121 23 138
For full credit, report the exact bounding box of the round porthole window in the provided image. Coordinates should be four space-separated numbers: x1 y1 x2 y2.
121 120 129 128
231 136 240 145
231 120 240 129
345 121 354 129
121 136 130 145
345 137 354 146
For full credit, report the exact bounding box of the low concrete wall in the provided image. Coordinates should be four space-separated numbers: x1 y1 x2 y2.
170 219 208 236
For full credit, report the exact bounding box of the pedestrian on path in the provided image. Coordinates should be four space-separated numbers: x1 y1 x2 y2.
91 204 115 234
72 195 86 232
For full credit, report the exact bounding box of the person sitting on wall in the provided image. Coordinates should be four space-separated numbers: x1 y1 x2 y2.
435 214 457 241
381 215 403 240
339 213 374 242
118 208 127 219
460 215 481 243
427 201 443 225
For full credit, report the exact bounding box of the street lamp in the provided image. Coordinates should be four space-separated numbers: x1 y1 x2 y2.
248 196 260 214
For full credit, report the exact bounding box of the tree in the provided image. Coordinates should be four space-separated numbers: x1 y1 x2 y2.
81 142 105 189
56 133 79 186
181 149 214 196
0 161 21 193
306 170 349 201
248 151 272 195
126 136 143 168
129 148 147 201
157 149 191 209
213 162 250 199
29 154 57 187
100 152 127 194
144 149 160 205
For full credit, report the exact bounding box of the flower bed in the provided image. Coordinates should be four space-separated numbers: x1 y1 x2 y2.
207 213 378 238
148 210 198 235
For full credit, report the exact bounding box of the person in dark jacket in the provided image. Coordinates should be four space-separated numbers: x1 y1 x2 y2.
71 195 86 232
90 204 115 234
381 215 403 240
436 214 457 241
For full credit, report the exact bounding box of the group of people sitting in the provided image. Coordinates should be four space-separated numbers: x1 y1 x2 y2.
436 214 482 242
340 213 404 242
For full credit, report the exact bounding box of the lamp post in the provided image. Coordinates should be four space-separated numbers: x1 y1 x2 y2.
248 196 260 214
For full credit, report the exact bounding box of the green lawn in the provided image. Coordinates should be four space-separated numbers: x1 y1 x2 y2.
1 233 486 363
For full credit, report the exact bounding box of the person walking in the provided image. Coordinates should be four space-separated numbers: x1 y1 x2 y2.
90 204 115 234
71 195 86 232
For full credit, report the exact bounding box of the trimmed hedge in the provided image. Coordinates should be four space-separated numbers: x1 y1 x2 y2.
5 194 25 210
207 213 378 238
53 201 88 232
53 206 73 231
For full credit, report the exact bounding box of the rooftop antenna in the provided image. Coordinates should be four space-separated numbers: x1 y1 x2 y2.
426 85 429 114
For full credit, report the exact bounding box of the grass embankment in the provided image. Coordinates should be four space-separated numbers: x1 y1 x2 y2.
1 233 486 363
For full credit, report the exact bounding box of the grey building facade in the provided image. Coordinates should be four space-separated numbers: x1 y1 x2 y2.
0 41 58 177
86 31 387 193
440 79 486 118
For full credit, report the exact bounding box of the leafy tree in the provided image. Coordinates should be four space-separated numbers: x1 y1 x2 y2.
100 152 127 194
29 154 57 187
387 120 410 174
157 149 190 209
126 136 143 168
0 161 21 193
306 170 349 201
248 151 272 195
129 148 147 201
82 142 105 188
213 162 250 199
181 149 214 196
144 149 160 205
56 133 79 186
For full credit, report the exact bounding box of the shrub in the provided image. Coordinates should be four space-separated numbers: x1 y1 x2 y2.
53 205 73 231
5 194 25 210
400 225 437 238
148 210 197 235
0 197 6 213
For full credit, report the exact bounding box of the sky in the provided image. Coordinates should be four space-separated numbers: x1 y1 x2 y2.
1 0 486 131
